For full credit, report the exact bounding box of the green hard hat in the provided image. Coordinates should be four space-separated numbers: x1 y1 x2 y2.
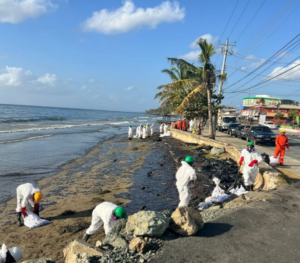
247 142 254 146
115 206 127 218
185 156 194 163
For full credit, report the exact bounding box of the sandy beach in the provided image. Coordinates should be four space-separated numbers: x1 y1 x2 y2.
0 134 180 262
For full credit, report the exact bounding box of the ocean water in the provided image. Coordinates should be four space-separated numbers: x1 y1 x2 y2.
0 104 161 203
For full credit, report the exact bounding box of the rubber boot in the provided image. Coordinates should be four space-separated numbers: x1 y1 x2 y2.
17 212 22 226
250 185 254 191
82 233 90 242
245 185 250 191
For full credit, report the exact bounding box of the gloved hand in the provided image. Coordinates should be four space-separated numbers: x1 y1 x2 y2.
248 160 258 167
21 207 28 217
33 203 39 215
239 157 244 165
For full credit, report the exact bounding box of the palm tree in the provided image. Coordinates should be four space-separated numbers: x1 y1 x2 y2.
168 39 224 139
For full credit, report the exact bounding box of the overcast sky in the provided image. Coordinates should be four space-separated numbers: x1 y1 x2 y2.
0 0 299 111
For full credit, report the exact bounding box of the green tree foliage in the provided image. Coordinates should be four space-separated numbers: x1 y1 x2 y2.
288 109 299 121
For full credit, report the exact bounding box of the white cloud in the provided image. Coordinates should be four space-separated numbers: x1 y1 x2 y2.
0 66 33 86
189 34 218 49
267 60 300 81
81 85 87 90
124 86 134 91
109 94 119 102
37 73 56 86
244 55 266 68
81 0 185 34
89 78 95 83
0 0 58 24
179 50 200 61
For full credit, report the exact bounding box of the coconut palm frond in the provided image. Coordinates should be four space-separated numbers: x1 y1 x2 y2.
176 85 204 112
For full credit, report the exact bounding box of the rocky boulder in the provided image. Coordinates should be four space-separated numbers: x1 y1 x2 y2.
102 219 128 249
21 259 55 263
63 239 103 263
129 237 148 253
210 147 225 155
126 211 169 237
169 207 204 236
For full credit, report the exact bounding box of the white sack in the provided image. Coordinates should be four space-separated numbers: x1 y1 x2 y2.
24 211 51 229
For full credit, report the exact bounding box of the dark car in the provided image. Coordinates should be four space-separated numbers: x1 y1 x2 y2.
227 123 240 136
235 125 250 139
246 125 276 145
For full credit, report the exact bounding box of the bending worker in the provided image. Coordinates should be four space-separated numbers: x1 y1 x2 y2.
239 142 262 191
176 156 197 207
83 202 127 242
0 244 23 263
128 125 133 140
273 129 290 166
16 183 43 226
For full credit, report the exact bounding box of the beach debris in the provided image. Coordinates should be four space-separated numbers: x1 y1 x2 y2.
261 153 270 164
63 239 103 263
210 147 225 155
126 211 169 237
21 259 55 263
140 206 147 210
169 207 204 236
95 240 102 248
141 186 145 190
129 237 148 253
147 171 153 176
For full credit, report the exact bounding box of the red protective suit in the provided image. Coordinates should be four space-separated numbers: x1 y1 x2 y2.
273 135 289 165
177 120 182 130
182 120 187 131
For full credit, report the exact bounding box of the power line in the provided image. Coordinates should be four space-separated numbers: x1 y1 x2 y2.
235 0 266 42
228 0 251 39
219 0 240 41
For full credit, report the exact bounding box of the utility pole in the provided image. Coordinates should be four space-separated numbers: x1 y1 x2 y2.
248 88 251 97
218 39 236 95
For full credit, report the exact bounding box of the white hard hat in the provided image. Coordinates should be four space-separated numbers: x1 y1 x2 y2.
9 247 23 262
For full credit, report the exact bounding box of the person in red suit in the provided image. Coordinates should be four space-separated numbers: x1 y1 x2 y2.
177 119 182 130
273 129 290 166
182 118 187 131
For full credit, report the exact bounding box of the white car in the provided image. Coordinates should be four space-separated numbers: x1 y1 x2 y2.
263 121 276 129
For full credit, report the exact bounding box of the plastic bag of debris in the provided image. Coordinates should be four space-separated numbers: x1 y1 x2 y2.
24 211 51 229
269 156 279 165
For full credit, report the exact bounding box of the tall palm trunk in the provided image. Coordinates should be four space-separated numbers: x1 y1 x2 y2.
207 87 214 139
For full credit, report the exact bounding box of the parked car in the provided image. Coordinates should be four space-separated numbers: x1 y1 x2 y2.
246 125 276 145
262 121 276 129
235 125 251 139
227 123 240 136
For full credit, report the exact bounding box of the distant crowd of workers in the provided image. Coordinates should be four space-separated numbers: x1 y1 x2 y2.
171 118 195 132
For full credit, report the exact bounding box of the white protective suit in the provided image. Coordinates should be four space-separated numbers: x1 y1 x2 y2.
150 124 154 136
136 126 140 136
139 125 143 138
159 124 164 133
128 127 133 138
146 124 150 137
176 161 197 207
86 202 118 236
163 124 168 134
189 119 194 132
16 183 41 212
142 127 146 139
240 148 262 186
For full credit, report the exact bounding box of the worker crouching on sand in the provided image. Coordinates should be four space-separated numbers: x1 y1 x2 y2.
239 142 262 191
82 202 127 242
176 156 197 207
273 129 290 166
0 244 23 263
16 183 43 226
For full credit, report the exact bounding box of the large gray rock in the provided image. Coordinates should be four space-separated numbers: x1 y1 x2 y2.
126 211 169 237
169 207 204 236
21 259 55 263
102 219 128 248
210 147 225 155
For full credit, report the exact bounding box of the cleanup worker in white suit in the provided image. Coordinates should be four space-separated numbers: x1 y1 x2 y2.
176 156 197 207
150 123 154 136
239 142 262 191
16 183 43 226
159 124 164 133
82 202 127 242
0 244 23 263
189 119 194 132
146 123 150 137
128 125 133 140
